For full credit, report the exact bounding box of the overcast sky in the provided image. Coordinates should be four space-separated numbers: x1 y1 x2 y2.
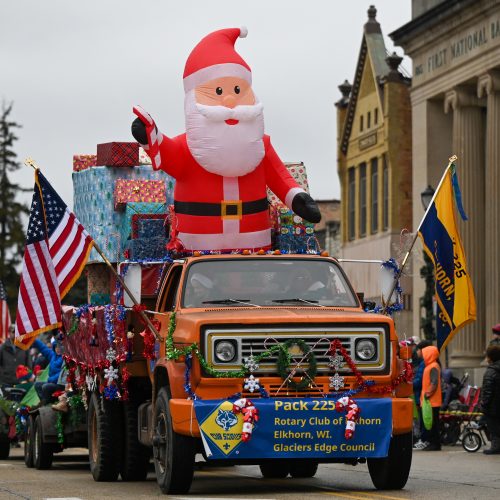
1 1 411 205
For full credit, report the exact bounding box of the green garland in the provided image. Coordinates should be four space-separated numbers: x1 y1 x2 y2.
68 395 85 427
165 313 315 383
55 412 64 445
277 339 317 391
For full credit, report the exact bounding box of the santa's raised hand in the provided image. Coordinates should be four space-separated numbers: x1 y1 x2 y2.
132 27 320 252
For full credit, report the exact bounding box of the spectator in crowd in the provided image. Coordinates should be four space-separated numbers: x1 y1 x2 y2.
489 323 500 347
0 326 31 386
480 344 500 454
413 340 433 450
441 368 461 410
420 345 442 451
32 337 64 405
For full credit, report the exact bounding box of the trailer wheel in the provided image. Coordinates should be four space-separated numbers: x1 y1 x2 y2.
24 415 35 467
88 393 122 481
0 439 9 460
259 462 289 478
367 432 412 490
153 387 195 494
33 416 53 469
120 399 150 481
290 461 318 478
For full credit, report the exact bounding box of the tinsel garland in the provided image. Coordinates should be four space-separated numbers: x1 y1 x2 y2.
365 258 404 316
276 339 318 391
121 366 130 401
184 353 198 400
55 412 64 445
15 406 30 435
67 395 85 427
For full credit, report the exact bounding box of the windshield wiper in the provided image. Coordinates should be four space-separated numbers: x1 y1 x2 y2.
202 299 261 307
272 298 325 307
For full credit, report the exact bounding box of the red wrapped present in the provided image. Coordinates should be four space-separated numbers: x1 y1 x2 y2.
114 179 166 210
73 154 97 172
97 142 139 167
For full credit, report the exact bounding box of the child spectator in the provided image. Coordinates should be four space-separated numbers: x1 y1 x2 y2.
480 345 500 454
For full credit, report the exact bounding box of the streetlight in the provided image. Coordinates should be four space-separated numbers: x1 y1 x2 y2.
420 185 435 210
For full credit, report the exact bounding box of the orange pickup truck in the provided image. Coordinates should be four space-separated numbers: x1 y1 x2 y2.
137 253 413 494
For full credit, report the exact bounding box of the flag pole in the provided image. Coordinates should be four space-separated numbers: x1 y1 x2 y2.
24 158 163 342
381 155 457 314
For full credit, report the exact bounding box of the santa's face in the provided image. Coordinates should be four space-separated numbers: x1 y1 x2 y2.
185 76 265 177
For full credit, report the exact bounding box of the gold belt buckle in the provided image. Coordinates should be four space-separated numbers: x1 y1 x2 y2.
221 200 243 220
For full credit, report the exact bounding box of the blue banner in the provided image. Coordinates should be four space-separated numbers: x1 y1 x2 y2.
194 398 392 460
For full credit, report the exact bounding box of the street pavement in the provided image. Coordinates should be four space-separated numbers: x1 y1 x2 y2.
0 446 499 500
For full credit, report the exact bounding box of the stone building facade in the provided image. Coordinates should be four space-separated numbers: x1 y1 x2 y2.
336 7 413 336
314 200 341 257
391 0 500 371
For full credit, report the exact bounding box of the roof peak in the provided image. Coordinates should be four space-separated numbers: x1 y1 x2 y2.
364 5 382 34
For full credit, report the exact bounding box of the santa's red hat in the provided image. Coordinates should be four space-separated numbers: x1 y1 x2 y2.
183 27 251 93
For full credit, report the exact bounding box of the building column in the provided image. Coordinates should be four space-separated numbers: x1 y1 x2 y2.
478 72 500 345
444 88 485 367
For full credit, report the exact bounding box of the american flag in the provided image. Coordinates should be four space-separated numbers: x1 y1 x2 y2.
15 170 93 346
0 280 11 342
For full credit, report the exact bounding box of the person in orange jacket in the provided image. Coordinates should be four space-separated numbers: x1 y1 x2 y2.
420 345 442 451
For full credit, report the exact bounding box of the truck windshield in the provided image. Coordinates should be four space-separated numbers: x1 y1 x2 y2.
182 258 358 308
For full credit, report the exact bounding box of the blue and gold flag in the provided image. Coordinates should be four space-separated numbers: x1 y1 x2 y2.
418 163 476 350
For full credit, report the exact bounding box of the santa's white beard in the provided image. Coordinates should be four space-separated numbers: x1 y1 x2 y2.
184 90 265 177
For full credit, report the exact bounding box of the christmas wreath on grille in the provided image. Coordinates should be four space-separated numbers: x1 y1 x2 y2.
277 339 317 391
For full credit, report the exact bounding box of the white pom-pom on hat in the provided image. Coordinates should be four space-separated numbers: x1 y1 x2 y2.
239 26 248 38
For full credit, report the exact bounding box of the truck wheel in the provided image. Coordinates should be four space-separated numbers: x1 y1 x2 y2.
33 416 53 469
0 439 9 460
259 462 289 478
88 393 122 481
153 387 195 494
367 432 412 490
290 461 318 478
120 399 150 481
24 416 35 467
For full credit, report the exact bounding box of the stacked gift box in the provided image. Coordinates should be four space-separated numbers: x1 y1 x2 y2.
73 143 175 262
266 162 317 252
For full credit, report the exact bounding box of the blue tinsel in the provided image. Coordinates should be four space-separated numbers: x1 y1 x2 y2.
183 354 198 400
104 384 119 400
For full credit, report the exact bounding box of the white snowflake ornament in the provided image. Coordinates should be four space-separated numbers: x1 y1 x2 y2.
104 366 119 383
243 355 259 373
106 348 117 362
328 353 345 371
329 372 345 391
243 375 260 393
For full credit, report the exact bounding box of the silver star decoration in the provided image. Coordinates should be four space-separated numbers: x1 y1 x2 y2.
329 372 345 391
243 375 260 393
243 355 259 373
328 353 345 371
106 348 117 362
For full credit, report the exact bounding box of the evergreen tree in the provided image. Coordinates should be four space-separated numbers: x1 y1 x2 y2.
0 102 29 313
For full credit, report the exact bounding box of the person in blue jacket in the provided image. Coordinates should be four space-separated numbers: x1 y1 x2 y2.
33 337 64 405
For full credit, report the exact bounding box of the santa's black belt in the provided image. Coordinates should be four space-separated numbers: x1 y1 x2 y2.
174 198 268 219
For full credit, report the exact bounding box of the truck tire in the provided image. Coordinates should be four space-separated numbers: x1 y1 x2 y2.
24 416 35 467
289 461 318 478
33 416 53 469
0 439 9 460
120 399 150 481
367 432 412 490
88 393 122 481
153 387 195 494
259 462 289 478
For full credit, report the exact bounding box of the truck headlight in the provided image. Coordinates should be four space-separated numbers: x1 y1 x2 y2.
214 340 237 363
355 338 377 361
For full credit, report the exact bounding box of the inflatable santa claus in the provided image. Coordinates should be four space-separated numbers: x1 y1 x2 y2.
132 27 320 252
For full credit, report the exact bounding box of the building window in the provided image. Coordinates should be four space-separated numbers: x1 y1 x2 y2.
371 157 378 234
360 115 364 132
383 154 389 230
374 108 378 125
348 167 355 240
359 163 367 237
367 111 371 129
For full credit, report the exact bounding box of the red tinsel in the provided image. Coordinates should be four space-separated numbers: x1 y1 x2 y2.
67 361 77 386
121 366 130 401
141 328 156 360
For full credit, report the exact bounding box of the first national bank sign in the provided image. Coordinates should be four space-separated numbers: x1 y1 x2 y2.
412 12 500 84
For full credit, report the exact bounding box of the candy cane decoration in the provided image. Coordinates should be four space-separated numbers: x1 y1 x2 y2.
133 106 163 171
335 396 360 440
232 398 259 442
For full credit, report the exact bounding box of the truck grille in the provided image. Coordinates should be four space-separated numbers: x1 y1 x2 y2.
203 326 388 375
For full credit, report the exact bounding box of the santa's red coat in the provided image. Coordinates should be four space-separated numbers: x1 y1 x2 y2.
155 133 303 251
